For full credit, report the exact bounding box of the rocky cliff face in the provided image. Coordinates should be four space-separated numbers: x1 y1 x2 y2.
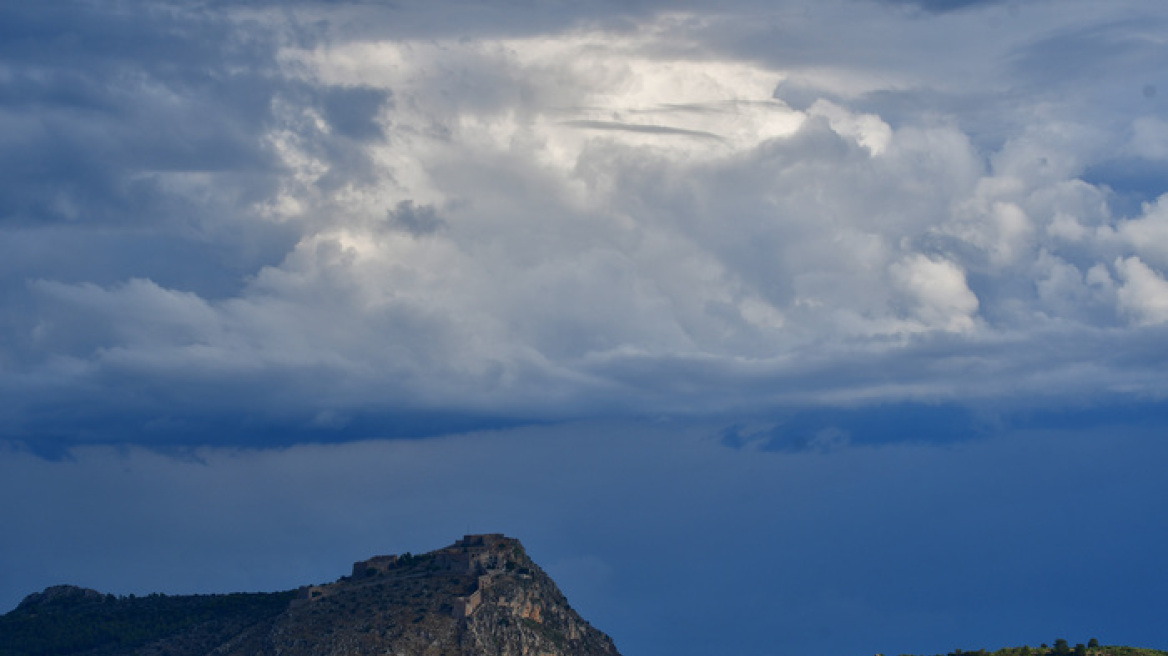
0 535 621 656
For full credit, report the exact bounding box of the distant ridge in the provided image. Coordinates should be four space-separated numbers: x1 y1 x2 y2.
0 534 621 656
896 642 1168 656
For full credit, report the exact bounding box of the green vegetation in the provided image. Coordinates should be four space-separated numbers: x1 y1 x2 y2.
0 588 295 656
898 640 1168 656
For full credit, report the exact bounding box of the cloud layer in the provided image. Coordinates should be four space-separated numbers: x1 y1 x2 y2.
4 0 1168 444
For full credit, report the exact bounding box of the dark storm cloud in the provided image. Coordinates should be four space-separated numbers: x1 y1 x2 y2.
0 0 302 308
388 200 447 236
320 85 392 140
0 2 279 225
0 0 392 273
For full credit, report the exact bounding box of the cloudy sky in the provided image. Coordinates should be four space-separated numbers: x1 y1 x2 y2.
3 0 1168 654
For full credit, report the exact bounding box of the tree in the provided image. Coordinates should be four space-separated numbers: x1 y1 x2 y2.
1054 639 1071 656
1089 639 1100 650
1075 644 1087 656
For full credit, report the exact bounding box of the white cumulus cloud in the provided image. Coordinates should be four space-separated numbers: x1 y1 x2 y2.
5 0 1168 441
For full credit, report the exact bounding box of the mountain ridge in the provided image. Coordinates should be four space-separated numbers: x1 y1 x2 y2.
0 534 621 656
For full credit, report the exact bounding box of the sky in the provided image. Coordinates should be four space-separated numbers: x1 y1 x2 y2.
2 0 1168 654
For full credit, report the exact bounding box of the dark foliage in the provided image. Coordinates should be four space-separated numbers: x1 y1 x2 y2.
0 588 294 656
897 641 1168 656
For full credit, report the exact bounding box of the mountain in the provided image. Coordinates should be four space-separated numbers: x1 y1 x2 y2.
0 534 622 656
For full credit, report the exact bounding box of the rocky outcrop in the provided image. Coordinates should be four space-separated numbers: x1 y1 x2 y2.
14 584 105 610
240 534 620 656
459 555 620 656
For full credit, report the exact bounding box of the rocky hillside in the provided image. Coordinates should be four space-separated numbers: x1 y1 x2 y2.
0 534 621 656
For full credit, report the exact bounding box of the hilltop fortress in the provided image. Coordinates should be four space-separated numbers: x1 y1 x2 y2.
352 534 514 579
301 534 522 618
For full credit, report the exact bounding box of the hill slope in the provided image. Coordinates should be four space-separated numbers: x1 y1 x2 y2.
0 534 621 656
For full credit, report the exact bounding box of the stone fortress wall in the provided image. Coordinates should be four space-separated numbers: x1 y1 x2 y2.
351 554 400 579
442 534 511 618
322 534 516 618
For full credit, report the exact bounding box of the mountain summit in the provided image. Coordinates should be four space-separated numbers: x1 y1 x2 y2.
0 534 622 656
